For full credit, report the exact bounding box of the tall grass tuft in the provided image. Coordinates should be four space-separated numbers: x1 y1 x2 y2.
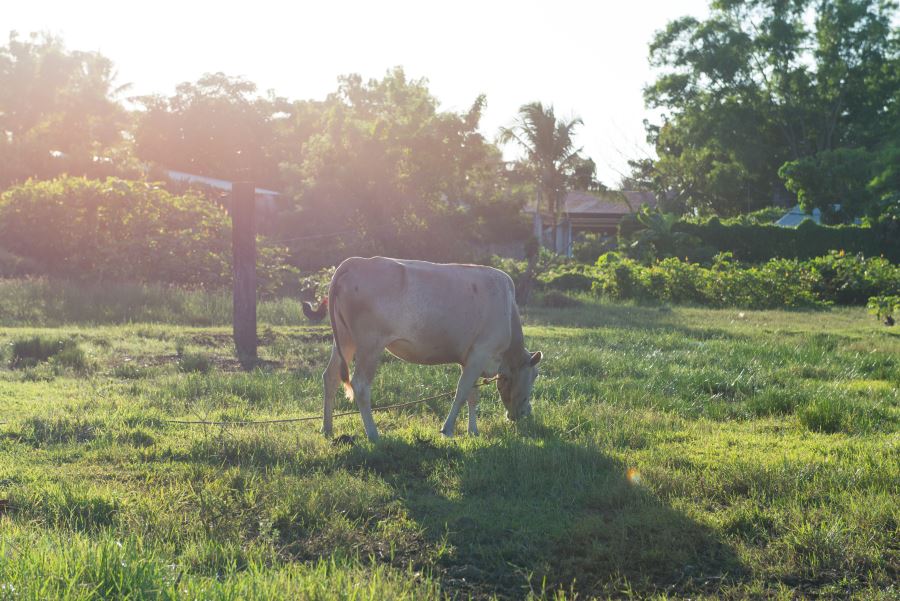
177 352 213 374
15 415 104 446
9 335 86 370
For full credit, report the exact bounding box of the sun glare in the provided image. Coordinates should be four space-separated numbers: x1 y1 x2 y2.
5 0 711 186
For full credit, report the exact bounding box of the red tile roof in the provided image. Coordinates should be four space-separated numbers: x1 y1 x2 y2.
526 190 658 215
563 190 657 215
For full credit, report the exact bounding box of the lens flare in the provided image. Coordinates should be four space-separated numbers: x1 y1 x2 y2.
626 467 641 484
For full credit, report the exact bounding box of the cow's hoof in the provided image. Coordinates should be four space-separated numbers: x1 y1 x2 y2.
440 428 454 439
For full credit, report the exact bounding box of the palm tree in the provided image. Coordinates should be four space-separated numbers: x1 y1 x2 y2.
498 102 583 253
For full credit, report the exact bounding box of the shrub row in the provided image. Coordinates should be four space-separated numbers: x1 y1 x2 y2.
539 251 900 309
0 177 294 292
670 218 900 264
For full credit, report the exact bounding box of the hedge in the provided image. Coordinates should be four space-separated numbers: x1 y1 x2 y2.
671 218 899 263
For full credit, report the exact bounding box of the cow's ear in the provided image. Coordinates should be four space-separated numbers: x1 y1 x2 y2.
529 351 543 366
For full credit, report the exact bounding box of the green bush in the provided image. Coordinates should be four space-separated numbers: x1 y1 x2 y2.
544 271 594 292
619 206 708 263
0 177 230 285
867 295 899 325
808 252 899 305
0 176 294 290
485 255 528 282
584 251 899 309
572 233 615 264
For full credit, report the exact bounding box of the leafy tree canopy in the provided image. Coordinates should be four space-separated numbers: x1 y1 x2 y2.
276 68 528 266
133 72 289 189
778 147 875 223
0 32 134 188
641 0 900 219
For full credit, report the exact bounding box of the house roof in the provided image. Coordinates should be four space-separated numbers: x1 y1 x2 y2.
525 190 657 215
775 205 822 227
165 170 280 198
565 190 657 215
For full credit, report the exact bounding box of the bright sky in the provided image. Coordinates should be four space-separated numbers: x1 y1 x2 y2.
4 0 710 187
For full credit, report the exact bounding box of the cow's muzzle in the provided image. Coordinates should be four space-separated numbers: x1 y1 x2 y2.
506 404 532 421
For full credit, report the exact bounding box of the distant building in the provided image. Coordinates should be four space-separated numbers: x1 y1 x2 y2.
164 170 282 212
526 190 658 256
775 204 860 227
775 205 823 227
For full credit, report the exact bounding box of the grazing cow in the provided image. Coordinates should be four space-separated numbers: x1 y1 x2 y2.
323 256 542 441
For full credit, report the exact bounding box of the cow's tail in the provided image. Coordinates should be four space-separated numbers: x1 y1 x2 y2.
328 270 354 400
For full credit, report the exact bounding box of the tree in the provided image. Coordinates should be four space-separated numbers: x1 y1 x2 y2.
779 148 875 223
570 156 604 192
642 0 900 217
0 31 133 189
278 68 526 267
133 73 288 188
867 84 900 220
498 102 584 252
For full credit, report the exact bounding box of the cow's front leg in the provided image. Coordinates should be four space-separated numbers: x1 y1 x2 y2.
441 362 482 438
467 387 479 436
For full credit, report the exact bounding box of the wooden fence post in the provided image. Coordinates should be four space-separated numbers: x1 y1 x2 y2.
232 181 257 368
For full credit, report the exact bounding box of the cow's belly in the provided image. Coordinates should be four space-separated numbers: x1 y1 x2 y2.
385 338 461 366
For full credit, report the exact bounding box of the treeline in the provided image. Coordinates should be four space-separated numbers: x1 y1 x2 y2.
3 1 899 295
631 0 899 223
0 33 563 271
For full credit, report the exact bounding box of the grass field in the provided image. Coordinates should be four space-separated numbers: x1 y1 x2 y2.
0 282 897 599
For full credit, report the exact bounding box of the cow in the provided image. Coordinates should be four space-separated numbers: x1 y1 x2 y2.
322 256 542 441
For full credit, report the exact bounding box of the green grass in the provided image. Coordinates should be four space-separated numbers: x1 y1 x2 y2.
0 278 308 327
0 289 897 599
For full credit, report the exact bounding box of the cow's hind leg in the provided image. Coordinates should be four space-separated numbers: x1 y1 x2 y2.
441 360 483 437
351 347 381 441
323 342 355 438
467 387 479 436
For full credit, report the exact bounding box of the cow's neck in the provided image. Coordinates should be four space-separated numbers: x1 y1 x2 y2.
503 304 528 365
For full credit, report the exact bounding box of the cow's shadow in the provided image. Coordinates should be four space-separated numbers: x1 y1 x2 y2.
343 424 743 599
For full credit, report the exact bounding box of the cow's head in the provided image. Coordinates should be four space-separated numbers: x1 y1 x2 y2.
497 350 542 420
